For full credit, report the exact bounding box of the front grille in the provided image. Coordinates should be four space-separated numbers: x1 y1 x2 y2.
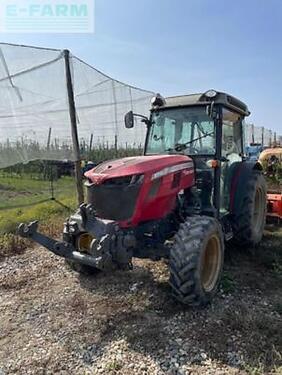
87 176 142 221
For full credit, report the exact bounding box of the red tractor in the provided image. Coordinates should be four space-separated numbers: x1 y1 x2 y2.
18 90 267 306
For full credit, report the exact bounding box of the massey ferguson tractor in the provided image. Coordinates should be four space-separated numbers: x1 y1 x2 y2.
18 90 267 306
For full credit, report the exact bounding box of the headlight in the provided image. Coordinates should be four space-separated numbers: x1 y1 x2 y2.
130 174 144 185
104 174 144 186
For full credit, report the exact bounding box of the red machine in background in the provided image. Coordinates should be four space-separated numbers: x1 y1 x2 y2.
267 194 282 221
259 147 282 221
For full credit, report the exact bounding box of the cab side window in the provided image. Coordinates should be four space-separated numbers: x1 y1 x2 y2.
149 114 176 153
220 109 243 214
222 109 243 158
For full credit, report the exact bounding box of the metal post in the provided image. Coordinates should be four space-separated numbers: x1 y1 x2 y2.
89 133 93 152
63 49 84 205
47 127 52 151
114 134 118 158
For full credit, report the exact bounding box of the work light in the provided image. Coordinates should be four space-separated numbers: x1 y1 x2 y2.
205 90 218 98
151 93 166 107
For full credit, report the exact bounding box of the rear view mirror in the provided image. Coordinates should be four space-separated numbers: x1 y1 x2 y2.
124 111 134 128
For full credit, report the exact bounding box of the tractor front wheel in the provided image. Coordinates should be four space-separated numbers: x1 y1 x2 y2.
169 216 224 306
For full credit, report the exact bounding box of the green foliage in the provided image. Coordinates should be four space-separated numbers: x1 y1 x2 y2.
87 144 142 163
260 159 282 192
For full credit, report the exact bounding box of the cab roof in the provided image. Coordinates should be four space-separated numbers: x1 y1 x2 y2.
152 90 250 117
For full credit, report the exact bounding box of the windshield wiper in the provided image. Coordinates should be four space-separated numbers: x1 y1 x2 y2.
166 131 214 152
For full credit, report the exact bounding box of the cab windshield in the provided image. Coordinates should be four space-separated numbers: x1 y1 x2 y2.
146 106 215 155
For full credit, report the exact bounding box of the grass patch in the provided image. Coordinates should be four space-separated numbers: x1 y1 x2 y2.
0 212 71 261
0 196 76 235
243 349 282 375
0 173 78 260
255 227 282 275
0 174 77 234
0 233 28 259
0 174 76 210
0 180 76 258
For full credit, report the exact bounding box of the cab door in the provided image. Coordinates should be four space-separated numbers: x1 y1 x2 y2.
220 108 244 214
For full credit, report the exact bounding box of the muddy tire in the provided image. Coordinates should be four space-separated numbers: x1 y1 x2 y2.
232 171 266 246
169 216 224 307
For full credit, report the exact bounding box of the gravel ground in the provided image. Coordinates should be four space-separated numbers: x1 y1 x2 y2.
0 227 281 375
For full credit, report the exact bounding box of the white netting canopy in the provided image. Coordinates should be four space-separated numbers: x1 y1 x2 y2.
0 43 154 168
244 123 274 146
0 43 280 169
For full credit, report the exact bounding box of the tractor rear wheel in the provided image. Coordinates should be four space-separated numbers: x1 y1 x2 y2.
232 171 266 246
169 216 224 306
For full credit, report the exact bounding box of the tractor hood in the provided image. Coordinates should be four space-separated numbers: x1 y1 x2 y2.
85 154 193 184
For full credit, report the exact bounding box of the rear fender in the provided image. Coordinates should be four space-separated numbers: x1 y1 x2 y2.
226 161 263 213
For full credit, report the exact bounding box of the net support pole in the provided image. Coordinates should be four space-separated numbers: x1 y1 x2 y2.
64 49 84 205
89 133 93 152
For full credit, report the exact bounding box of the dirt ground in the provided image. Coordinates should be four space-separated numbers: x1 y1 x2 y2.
0 226 281 375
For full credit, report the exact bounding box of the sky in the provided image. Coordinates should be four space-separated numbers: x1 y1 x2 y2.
1 0 282 133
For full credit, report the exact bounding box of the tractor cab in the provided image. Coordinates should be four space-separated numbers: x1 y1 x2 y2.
125 90 250 218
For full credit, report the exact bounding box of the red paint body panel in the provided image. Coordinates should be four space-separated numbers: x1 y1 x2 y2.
85 155 195 227
267 193 282 219
85 155 192 183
